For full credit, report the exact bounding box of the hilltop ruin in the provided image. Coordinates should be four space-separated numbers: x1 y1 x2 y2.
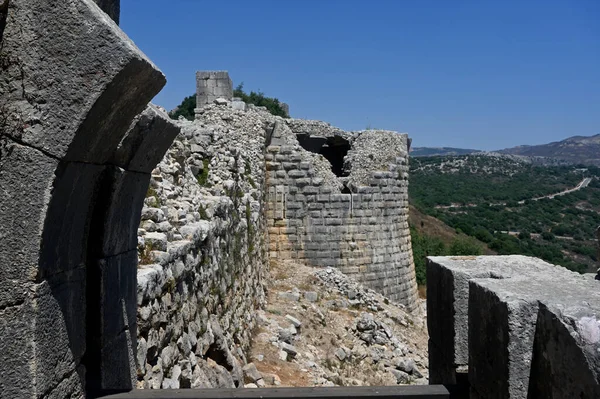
0 1 599 398
133 70 418 389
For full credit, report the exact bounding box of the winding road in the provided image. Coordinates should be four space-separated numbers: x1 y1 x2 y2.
434 177 595 209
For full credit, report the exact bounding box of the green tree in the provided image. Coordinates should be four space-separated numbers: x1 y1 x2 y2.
410 226 446 286
541 231 555 241
233 83 288 117
169 94 196 121
518 230 531 240
448 236 484 256
169 82 289 120
474 226 494 243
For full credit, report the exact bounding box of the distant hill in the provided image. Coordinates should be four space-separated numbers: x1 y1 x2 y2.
498 134 600 166
409 154 600 274
410 147 481 157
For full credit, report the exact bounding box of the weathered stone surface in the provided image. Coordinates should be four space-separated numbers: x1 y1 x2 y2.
93 0 120 24
0 302 36 398
242 363 262 384
281 343 298 358
277 290 300 302
528 302 600 398
196 71 233 106
113 104 181 174
304 291 318 302
469 276 600 398
0 140 58 307
100 330 137 390
0 274 88 398
266 119 417 309
468 278 541 398
1 0 165 162
426 255 581 384
144 232 168 252
285 314 302 329
0 0 169 395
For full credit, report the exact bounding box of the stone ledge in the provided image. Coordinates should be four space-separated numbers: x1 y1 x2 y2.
426 255 584 384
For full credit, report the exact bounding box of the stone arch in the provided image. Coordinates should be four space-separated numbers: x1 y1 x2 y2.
0 1 177 397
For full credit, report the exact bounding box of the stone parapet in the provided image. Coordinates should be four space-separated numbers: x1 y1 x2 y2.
135 104 269 389
426 255 600 397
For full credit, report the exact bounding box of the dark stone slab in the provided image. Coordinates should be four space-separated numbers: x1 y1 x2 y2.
1 0 165 162
426 255 581 385
468 276 600 398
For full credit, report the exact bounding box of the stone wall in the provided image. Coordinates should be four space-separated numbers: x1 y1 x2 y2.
135 104 270 389
427 255 600 398
266 121 418 310
196 71 233 106
0 0 174 396
133 94 420 388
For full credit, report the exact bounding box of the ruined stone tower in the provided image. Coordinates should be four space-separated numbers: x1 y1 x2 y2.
196 71 233 106
265 120 418 310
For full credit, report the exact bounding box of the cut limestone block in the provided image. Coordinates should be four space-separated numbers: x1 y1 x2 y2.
468 276 600 398
196 71 233 106
528 301 600 398
1 0 165 163
0 0 168 396
112 104 181 174
426 255 582 384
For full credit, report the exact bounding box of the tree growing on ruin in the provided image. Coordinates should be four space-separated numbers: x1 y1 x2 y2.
169 83 288 120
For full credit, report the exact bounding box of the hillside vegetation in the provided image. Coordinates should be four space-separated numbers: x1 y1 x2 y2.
408 206 494 288
409 154 600 274
410 147 480 157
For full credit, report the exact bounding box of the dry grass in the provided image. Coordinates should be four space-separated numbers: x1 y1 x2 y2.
270 262 291 281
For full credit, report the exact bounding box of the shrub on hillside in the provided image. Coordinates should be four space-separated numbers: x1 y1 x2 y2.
410 226 446 286
448 236 484 256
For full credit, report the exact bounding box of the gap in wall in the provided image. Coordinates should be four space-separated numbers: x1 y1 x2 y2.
296 134 350 178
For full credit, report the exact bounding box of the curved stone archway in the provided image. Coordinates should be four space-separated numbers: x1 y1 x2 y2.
0 1 177 397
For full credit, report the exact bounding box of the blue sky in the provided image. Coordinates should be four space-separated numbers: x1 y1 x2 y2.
121 0 599 150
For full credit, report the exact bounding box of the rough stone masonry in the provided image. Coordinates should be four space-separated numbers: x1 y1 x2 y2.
0 0 419 390
266 120 418 309
5 2 597 396
131 72 418 389
0 0 177 396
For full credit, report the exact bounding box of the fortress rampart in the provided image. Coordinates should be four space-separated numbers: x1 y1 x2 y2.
2 2 598 396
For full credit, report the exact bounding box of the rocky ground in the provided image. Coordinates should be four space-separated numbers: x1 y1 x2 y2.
242 261 429 388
